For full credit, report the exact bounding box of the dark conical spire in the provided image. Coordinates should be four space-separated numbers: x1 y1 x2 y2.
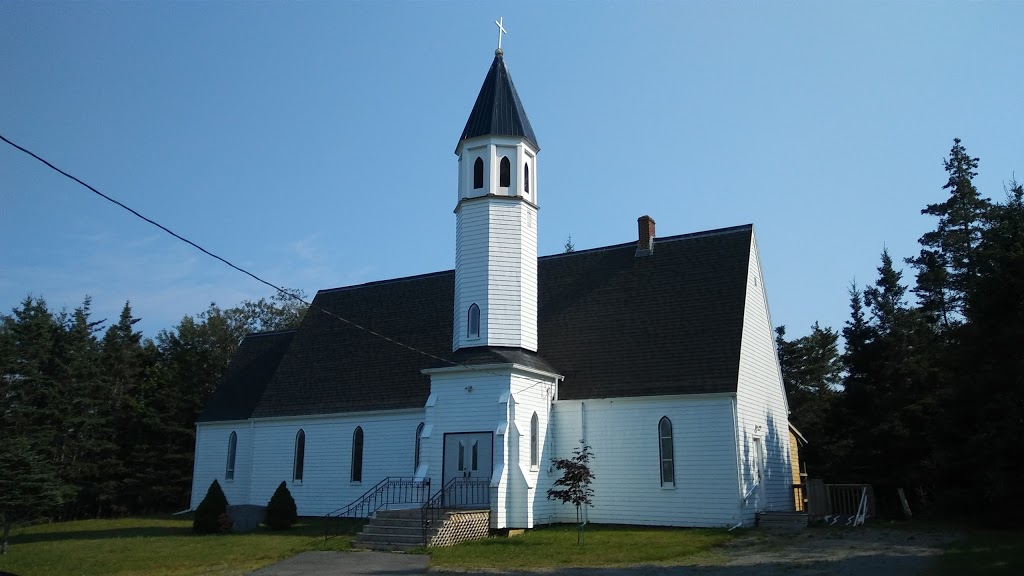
458 51 538 152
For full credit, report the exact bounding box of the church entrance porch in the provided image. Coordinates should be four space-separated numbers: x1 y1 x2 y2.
441 432 492 509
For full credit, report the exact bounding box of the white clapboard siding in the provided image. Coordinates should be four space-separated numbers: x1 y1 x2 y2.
506 372 556 528
245 410 424 517
539 395 741 528
191 422 252 509
454 197 538 352
735 231 793 525
424 371 513 526
454 201 490 350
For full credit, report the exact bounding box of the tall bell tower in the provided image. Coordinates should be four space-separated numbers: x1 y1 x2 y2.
452 39 540 353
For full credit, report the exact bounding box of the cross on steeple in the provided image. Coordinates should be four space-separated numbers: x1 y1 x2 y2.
495 17 507 51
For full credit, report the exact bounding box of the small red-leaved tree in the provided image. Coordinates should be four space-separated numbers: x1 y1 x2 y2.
546 443 595 535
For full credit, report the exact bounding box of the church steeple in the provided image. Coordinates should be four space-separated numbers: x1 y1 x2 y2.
452 30 540 353
457 50 539 153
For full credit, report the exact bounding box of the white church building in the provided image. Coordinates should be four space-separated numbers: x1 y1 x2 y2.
190 43 794 530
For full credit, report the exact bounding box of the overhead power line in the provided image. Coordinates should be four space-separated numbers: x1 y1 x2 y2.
0 131 557 396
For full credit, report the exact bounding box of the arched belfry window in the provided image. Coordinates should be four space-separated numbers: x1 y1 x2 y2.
351 426 364 482
226 431 237 480
530 412 539 467
414 422 424 471
468 304 480 338
499 156 511 188
524 163 530 195
473 157 484 189
293 429 305 482
659 417 675 486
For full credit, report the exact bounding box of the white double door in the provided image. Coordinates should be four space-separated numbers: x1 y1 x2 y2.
442 432 492 508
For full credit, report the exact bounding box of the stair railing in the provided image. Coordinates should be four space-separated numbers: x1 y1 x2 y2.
323 477 430 540
420 478 490 546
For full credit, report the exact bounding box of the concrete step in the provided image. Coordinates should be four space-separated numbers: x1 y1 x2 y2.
362 524 424 537
757 512 808 529
350 539 423 552
355 532 426 545
365 518 422 529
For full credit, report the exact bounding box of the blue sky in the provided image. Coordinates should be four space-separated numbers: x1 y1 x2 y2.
2 2 1022 341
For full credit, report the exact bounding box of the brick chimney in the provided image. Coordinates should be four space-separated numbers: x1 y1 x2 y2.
636 215 655 257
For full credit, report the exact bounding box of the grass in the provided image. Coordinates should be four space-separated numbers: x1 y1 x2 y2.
930 529 1024 575
0 515 364 576
427 524 735 570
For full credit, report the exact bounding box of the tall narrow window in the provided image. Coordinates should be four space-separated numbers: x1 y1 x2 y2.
414 422 424 472
458 441 465 471
659 417 675 486
471 440 478 471
351 426 364 482
226 431 237 480
530 412 539 467
524 163 530 195
499 156 511 187
293 429 305 482
473 157 484 189
468 304 480 338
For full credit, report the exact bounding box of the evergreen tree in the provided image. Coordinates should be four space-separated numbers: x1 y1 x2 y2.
908 138 992 325
192 479 229 534
774 323 841 477
944 179 1024 522
265 482 297 530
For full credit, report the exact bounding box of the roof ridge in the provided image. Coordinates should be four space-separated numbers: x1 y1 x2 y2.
539 223 754 261
318 269 454 295
243 329 298 339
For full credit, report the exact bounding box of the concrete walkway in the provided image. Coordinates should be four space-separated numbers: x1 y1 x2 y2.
248 551 427 576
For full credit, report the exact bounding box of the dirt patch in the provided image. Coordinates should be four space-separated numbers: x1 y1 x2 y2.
431 525 958 576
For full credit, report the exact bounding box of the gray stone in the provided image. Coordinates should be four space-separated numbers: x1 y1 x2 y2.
228 504 266 532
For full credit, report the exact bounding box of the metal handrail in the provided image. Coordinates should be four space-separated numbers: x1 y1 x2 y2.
420 478 490 546
323 476 430 539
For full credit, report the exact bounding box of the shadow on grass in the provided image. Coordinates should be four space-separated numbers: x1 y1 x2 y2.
430 552 946 575
11 517 364 545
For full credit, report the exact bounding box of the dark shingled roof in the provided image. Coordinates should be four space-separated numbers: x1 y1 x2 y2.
238 225 753 420
198 330 295 422
458 52 539 151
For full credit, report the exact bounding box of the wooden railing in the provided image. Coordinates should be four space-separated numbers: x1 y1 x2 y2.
805 480 875 523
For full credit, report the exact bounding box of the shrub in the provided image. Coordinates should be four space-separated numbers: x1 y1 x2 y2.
265 481 297 530
193 479 229 534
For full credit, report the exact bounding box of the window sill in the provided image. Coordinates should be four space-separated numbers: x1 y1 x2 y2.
350 481 362 486
291 480 303 486
660 485 676 490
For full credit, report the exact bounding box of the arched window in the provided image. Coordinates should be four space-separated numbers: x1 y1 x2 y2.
468 304 480 338
499 156 511 187
351 426 364 482
530 412 539 467
414 422 424 471
293 429 305 482
659 417 675 486
524 163 530 195
473 157 484 189
226 431 237 480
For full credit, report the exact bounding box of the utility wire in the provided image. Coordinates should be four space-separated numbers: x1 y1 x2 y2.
0 131 558 396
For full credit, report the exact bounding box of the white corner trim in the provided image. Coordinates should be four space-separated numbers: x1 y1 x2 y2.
425 393 437 407
490 464 505 487
498 391 510 404
495 423 507 436
518 463 536 489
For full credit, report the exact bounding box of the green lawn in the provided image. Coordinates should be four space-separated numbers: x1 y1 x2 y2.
0 516 363 576
931 530 1024 575
427 524 734 570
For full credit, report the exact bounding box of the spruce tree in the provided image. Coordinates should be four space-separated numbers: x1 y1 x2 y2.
193 479 229 534
908 138 992 325
265 482 297 530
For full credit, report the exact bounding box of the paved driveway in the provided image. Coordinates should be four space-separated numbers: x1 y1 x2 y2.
249 551 427 576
